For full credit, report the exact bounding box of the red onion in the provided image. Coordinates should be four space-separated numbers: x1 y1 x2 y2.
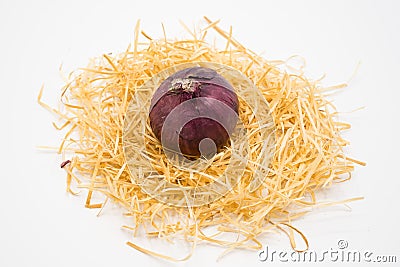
149 67 239 158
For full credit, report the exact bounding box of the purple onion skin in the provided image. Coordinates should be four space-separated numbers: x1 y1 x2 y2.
149 67 239 158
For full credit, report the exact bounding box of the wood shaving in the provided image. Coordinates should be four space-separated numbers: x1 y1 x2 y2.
38 16 365 261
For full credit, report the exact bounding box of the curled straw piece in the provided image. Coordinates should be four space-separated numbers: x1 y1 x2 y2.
38 17 365 260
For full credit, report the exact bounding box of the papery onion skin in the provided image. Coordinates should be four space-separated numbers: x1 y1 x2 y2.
149 67 239 158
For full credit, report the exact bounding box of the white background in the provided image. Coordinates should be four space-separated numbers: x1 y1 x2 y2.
1 0 399 266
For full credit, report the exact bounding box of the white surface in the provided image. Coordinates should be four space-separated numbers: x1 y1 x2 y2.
1 0 400 266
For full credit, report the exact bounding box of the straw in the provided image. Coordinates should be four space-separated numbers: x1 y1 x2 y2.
38 17 365 260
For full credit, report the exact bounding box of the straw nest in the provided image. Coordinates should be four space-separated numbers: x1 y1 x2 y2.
39 17 364 260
